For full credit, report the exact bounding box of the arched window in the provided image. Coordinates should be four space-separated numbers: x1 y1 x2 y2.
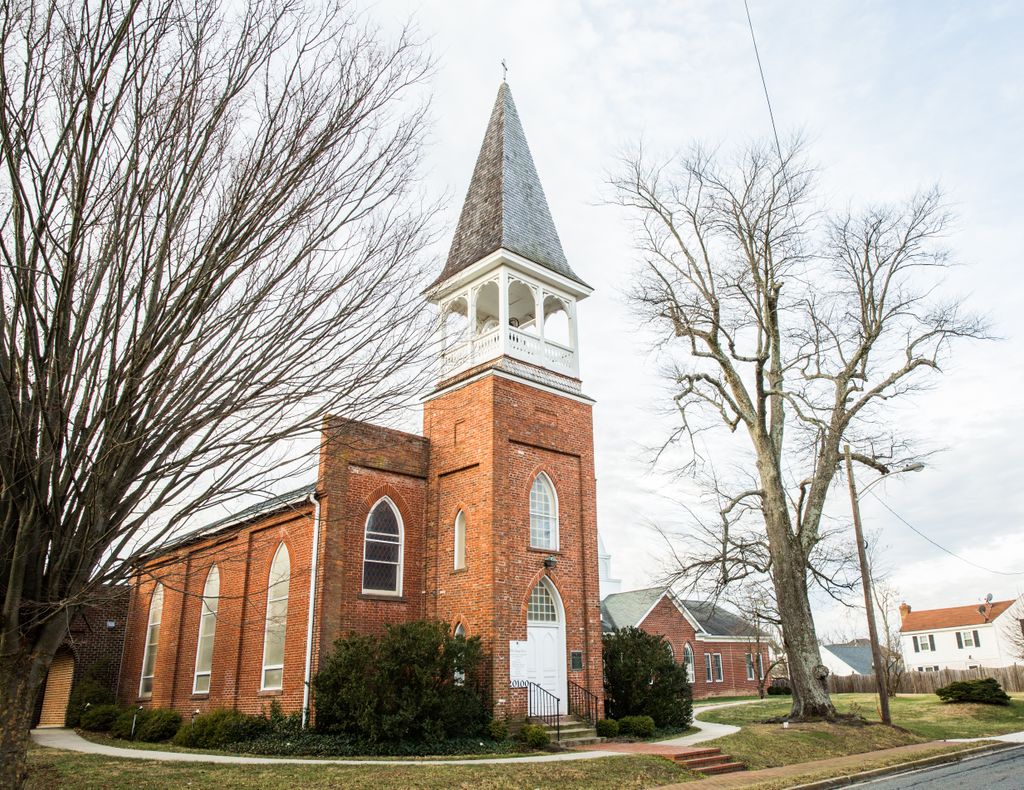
666 641 675 662
261 544 290 690
193 566 220 693
529 473 558 550
454 510 467 570
453 623 466 685
527 581 558 622
139 583 164 697
683 643 696 683
362 498 403 595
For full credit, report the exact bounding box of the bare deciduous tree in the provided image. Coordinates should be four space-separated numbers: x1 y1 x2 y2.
872 580 906 697
611 139 986 719
0 0 435 783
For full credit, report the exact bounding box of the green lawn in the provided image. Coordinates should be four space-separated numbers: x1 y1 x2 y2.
693 694 760 707
699 692 1024 740
28 748 696 790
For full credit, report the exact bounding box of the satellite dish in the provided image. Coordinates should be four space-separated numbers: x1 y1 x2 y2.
986 593 994 603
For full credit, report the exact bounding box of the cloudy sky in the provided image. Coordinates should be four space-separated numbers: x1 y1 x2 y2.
374 0 1024 630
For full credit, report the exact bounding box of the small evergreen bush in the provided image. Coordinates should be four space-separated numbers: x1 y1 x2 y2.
595 718 619 738
110 709 138 740
486 718 509 741
936 678 1011 706
135 708 182 742
767 684 791 696
173 709 270 748
65 662 115 728
518 723 550 748
602 627 693 727
221 732 524 757
618 715 655 738
79 704 123 732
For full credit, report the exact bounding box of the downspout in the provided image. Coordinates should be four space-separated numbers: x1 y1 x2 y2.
301 491 321 728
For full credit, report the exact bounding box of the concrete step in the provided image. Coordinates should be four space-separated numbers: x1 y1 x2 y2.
673 747 746 775
558 736 603 747
677 754 734 769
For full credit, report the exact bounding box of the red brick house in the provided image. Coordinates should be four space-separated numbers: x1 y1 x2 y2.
601 587 771 698
117 82 605 726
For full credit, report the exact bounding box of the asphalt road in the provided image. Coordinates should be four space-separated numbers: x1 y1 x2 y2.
849 746 1024 789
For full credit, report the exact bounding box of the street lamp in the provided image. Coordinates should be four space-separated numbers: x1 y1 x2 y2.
843 445 923 727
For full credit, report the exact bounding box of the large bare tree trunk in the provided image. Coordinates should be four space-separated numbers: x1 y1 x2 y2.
0 643 59 789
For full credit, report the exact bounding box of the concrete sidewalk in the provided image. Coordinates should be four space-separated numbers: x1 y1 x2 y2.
30 728 618 765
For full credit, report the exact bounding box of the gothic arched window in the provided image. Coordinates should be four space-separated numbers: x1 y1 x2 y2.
362 498 403 595
454 510 467 570
529 473 558 550
261 544 290 690
139 583 164 697
683 643 696 683
193 566 220 693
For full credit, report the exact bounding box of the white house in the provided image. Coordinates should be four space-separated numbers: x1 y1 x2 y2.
899 598 1024 672
820 639 874 676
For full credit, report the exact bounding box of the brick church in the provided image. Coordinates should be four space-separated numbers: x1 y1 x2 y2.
117 82 605 724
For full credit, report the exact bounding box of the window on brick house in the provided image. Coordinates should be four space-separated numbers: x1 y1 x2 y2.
683 643 695 683
746 652 764 681
666 641 675 661
713 653 724 681
529 473 558 550
362 498 403 595
139 583 164 697
261 543 290 690
454 510 466 570
193 565 220 694
454 623 466 686
704 652 712 682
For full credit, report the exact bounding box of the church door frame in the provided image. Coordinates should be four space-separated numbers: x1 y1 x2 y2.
525 577 567 714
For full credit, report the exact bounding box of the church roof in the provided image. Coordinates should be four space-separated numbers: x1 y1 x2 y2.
431 83 587 289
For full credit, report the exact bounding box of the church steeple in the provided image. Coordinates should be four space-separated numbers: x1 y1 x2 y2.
432 83 587 289
427 84 591 392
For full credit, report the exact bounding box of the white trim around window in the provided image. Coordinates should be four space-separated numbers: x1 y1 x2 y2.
261 543 290 690
139 583 164 698
454 510 467 570
362 497 404 596
713 653 724 682
529 472 559 550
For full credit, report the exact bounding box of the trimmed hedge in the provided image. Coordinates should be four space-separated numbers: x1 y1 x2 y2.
65 669 115 728
173 709 271 748
221 732 525 757
79 704 123 732
936 678 1011 706
767 684 792 696
618 715 655 738
110 707 181 741
518 723 550 749
595 718 619 738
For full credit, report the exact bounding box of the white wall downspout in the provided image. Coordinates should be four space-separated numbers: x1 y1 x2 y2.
301 491 322 728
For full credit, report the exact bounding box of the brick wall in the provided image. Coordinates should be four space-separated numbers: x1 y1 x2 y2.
638 596 770 698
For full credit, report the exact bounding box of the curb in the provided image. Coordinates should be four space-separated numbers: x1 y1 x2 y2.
784 742 1023 789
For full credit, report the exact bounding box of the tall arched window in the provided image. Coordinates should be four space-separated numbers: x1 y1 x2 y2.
683 643 696 683
193 566 220 693
139 583 164 697
261 544 290 690
454 510 467 570
529 473 558 550
362 498 403 595
453 623 466 686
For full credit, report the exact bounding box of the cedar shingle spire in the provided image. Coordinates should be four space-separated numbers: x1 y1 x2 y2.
432 83 586 288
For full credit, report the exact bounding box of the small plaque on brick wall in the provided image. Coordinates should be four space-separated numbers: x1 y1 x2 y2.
509 640 528 684
570 650 584 671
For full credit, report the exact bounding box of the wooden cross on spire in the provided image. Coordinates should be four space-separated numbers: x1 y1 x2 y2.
501 58 508 82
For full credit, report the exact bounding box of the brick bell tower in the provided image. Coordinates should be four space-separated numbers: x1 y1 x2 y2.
422 82 604 722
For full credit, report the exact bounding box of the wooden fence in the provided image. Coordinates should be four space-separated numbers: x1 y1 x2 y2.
828 664 1024 694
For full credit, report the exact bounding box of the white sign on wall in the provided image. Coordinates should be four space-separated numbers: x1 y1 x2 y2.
509 640 528 685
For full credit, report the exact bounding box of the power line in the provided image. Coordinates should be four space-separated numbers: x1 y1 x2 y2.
743 0 784 161
867 490 1024 577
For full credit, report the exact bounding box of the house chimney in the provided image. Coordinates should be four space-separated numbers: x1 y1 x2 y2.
899 602 911 622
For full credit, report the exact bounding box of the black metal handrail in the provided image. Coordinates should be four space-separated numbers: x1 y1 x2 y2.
525 680 560 741
567 679 598 725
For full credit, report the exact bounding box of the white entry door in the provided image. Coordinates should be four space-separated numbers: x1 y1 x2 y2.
526 580 567 713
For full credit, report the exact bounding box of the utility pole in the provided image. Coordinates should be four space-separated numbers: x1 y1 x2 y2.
844 444 892 726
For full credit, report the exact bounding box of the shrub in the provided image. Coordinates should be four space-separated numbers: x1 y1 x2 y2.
595 718 619 738
111 708 181 741
602 627 693 728
222 732 524 757
486 718 509 741
173 709 271 748
65 661 116 728
767 684 791 696
518 723 550 749
312 620 487 743
936 678 1011 706
79 704 123 732
618 715 655 738
135 708 182 742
